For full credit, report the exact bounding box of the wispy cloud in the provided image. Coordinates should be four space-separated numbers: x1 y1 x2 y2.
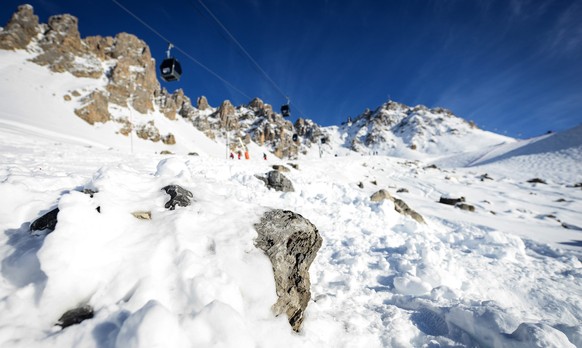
543 1 582 57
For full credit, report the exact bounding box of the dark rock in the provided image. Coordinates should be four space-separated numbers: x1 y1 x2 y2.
82 188 98 198
357 182 364 189
30 208 59 232
480 173 493 181
188 152 199 156
254 210 322 332
371 180 378 185
397 188 409 193
555 198 567 203
439 196 465 206
95 206 101 213
56 305 94 328
287 163 299 170
424 164 438 169
456 203 475 212
256 171 294 192
162 185 193 210
574 183 582 188
527 178 546 184
160 150 174 155
394 198 425 224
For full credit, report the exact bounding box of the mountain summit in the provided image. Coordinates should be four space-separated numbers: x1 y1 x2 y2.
1 4 512 159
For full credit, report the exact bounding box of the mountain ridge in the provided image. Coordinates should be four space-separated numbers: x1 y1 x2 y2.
1 3 518 161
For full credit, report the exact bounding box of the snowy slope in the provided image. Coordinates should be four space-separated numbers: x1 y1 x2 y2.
335 101 514 159
1 29 582 348
1 118 581 347
0 48 225 157
435 125 582 183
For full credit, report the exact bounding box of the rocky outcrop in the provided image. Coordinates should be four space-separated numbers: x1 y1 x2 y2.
255 171 295 192
215 100 237 130
0 5 40 50
254 210 322 332
0 5 328 156
74 90 110 125
197 96 209 111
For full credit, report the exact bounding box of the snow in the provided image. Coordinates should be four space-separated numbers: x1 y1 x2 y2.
1 48 581 347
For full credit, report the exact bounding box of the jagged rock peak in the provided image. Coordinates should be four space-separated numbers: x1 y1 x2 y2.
197 96 210 110
249 97 264 109
0 4 40 50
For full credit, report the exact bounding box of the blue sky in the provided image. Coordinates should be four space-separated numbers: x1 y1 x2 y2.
2 0 581 138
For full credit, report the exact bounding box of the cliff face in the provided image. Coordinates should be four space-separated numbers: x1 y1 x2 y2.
0 4 326 158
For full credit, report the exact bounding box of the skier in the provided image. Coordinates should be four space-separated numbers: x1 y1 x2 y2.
237 152 241 160
263 153 267 160
230 152 234 160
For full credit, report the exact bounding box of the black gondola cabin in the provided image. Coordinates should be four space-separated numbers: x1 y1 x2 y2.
160 58 182 82
281 104 290 117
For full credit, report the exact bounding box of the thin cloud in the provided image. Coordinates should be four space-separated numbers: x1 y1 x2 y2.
543 1 582 56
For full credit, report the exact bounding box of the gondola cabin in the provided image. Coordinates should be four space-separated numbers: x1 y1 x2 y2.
281 104 290 117
160 57 182 82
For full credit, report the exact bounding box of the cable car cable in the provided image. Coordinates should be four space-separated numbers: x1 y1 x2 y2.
110 0 252 100
195 0 286 99
194 0 307 118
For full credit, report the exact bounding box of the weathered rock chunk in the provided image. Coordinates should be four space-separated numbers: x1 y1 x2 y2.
30 208 59 232
162 185 193 210
254 210 322 332
272 165 290 173
371 189 425 223
527 178 547 184
393 198 426 224
256 170 294 192
439 196 465 206
370 189 391 202
56 305 94 328
456 203 475 212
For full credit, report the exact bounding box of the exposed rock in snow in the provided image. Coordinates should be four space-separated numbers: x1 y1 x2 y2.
256 170 295 192
254 210 323 332
162 185 194 210
272 165 290 173
439 196 466 206
56 305 94 328
370 189 425 223
0 4 40 50
30 207 59 233
393 197 426 224
370 189 391 202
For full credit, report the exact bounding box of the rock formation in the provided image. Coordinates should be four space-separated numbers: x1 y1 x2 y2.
0 5 328 157
0 4 40 50
254 210 322 331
